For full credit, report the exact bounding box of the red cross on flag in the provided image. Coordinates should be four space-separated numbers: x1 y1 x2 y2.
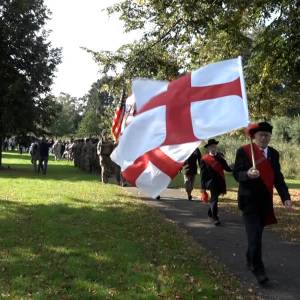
111 57 249 197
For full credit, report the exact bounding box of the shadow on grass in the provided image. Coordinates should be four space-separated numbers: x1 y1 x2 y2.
0 198 221 299
0 200 156 298
0 163 101 182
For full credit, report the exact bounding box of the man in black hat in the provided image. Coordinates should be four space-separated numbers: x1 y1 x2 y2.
233 121 292 284
200 139 232 225
182 147 202 201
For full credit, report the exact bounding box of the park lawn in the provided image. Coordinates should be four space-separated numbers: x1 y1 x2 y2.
0 152 252 300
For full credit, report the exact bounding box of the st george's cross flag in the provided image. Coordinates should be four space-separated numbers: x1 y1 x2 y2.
111 57 249 197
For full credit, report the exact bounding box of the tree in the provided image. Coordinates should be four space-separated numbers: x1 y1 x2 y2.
48 93 83 137
97 0 299 118
0 0 61 165
77 78 115 137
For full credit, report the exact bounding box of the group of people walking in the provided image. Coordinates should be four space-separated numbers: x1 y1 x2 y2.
180 121 292 285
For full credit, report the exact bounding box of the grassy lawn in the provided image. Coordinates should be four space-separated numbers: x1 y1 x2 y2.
0 152 253 300
171 172 300 242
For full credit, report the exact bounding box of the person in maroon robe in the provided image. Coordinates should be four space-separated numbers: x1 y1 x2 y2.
233 121 292 284
200 139 232 225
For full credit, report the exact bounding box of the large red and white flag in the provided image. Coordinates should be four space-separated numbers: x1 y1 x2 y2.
111 57 249 197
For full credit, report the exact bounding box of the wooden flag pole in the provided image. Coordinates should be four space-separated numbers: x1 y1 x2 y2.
249 136 256 169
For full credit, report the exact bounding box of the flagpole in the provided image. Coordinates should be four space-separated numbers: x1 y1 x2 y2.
249 136 256 169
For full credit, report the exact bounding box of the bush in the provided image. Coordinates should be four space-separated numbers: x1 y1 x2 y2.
290 116 300 144
272 117 292 142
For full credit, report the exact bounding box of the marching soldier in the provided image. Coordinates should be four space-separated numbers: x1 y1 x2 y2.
97 131 114 183
233 122 292 284
200 139 232 225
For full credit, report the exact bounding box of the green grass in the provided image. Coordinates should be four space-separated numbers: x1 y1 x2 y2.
0 152 250 299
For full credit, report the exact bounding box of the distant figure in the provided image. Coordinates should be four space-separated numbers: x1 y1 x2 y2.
182 148 202 201
60 141 65 158
38 138 51 175
52 140 62 160
200 139 232 226
3 138 9 151
29 139 40 173
97 131 114 183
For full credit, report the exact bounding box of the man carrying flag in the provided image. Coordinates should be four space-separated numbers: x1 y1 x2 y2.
233 121 292 284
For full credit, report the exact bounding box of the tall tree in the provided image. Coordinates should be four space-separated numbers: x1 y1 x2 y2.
48 93 83 137
0 0 61 165
77 77 115 137
97 0 299 118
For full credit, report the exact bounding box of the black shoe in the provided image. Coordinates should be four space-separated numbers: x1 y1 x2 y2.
214 219 221 226
246 261 254 271
253 270 269 285
188 195 192 201
208 216 214 222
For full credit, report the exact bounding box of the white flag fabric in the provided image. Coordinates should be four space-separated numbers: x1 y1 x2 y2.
121 94 136 132
111 57 249 197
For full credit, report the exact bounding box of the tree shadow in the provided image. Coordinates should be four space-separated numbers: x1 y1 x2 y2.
0 198 166 298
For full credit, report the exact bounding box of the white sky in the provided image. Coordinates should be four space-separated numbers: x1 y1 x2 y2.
45 0 139 98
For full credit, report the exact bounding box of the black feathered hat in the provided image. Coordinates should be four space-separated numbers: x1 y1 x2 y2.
204 139 219 148
247 122 273 137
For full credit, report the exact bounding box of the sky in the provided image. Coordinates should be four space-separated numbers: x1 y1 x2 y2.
45 0 139 98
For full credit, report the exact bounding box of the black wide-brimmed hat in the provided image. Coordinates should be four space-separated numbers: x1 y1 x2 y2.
247 121 273 137
204 139 219 148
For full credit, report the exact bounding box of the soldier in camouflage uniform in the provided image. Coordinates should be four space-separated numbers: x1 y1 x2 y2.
97 131 115 183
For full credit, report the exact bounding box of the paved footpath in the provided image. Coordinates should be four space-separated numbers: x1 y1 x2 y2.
126 187 300 300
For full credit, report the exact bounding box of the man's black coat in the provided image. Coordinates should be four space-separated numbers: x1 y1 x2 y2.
233 145 290 216
200 153 231 194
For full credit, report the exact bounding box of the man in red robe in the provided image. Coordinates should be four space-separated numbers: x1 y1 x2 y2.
233 121 292 284
200 139 232 225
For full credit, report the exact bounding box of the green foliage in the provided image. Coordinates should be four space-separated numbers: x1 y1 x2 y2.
100 0 299 118
290 116 300 144
48 93 83 137
272 116 292 142
0 0 61 139
77 110 102 137
77 78 115 137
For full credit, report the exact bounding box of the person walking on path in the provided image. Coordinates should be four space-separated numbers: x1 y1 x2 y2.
233 121 292 285
200 139 232 226
182 148 201 201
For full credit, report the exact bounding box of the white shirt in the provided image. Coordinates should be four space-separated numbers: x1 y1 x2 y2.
260 147 268 158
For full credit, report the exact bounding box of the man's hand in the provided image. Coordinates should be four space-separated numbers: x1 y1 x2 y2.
247 167 260 179
284 200 292 209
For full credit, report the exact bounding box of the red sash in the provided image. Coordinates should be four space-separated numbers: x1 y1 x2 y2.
202 154 224 178
242 144 277 225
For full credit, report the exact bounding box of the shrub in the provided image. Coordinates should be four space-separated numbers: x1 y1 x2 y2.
272 117 292 142
290 116 300 144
